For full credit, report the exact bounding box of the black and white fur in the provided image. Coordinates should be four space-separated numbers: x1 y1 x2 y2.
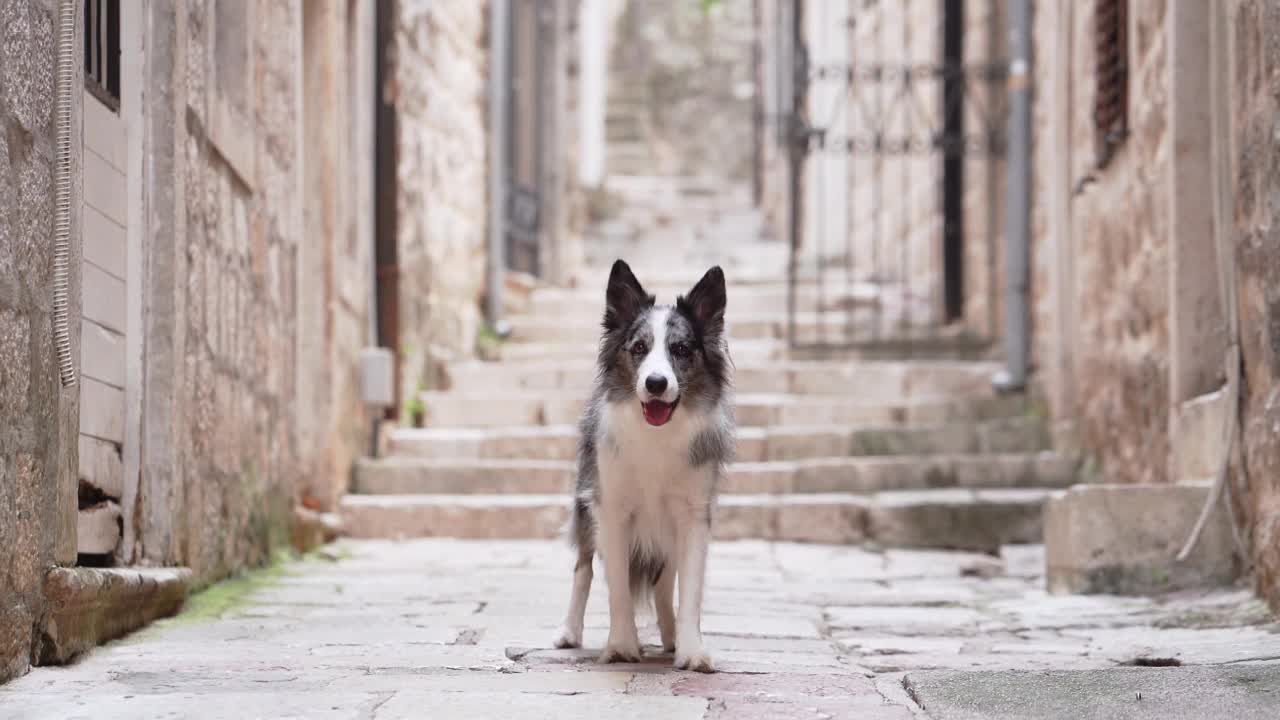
554 260 733 673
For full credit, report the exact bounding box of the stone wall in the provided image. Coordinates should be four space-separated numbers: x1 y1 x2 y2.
131 0 373 580
394 0 489 401
297 1 377 512
1036 0 1173 483
1226 0 1280 613
0 0 79 683
129 0 308 578
609 0 755 182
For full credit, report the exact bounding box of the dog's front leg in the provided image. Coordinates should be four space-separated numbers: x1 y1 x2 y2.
598 508 641 663
655 564 677 653
674 518 714 672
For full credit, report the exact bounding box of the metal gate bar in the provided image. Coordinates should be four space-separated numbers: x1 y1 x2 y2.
784 0 1007 355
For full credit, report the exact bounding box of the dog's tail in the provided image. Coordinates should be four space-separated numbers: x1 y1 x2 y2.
629 551 665 615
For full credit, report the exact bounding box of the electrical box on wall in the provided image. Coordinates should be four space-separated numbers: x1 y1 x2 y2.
360 347 395 409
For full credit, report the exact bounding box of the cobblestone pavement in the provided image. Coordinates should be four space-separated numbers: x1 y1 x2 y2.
3 540 1276 719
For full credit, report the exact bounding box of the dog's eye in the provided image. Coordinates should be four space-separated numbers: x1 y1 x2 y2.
631 342 648 357
671 343 692 359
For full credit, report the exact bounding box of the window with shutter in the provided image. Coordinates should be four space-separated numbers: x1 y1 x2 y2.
84 0 120 111
1093 0 1128 168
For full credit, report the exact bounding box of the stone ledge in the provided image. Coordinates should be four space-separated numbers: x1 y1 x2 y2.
37 566 193 665
1044 482 1240 596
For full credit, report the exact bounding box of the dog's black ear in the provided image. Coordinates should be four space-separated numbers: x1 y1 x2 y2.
604 259 654 332
678 266 726 338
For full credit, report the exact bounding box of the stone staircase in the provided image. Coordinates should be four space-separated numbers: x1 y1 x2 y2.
341 279 1077 553
339 41 1077 553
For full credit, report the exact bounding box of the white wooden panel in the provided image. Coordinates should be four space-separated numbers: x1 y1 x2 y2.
78 502 122 554
84 147 127 225
80 377 125 444
84 204 126 280
83 89 127 171
81 319 125 388
82 262 126 333
79 434 124 498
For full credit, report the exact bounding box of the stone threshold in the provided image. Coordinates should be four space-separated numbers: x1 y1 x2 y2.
38 566 193 665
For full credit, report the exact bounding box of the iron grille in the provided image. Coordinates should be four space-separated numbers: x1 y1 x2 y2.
84 0 120 111
1093 0 1128 168
784 0 1007 355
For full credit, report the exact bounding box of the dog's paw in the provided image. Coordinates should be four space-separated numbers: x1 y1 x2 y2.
674 647 715 673
552 626 582 649
597 640 643 665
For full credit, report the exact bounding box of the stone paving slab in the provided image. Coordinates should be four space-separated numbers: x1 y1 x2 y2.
2 540 1276 719
904 665 1280 720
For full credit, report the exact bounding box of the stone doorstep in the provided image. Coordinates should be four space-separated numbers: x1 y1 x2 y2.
38 566 194 666
338 489 1049 551
353 453 1075 496
1043 482 1242 596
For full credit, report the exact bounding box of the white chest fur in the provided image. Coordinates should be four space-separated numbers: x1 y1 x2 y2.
595 400 715 556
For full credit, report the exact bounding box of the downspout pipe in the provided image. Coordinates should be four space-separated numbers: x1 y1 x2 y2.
486 0 509 331
993 0 1032 394
53 0 77 388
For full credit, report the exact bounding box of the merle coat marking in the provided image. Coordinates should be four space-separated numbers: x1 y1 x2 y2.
553 260 733 673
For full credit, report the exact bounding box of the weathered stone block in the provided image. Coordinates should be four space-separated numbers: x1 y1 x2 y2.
1171 388 1227 482
77 501 123 555
38 567 192 665
1 0 54 133
0 307 30 418
868 489 1049 552
1044 482 1240 595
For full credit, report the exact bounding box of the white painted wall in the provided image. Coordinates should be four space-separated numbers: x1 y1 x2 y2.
80 87 128 502
79 1 144 558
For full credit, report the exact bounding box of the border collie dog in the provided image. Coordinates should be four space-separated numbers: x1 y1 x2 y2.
554 260 733 673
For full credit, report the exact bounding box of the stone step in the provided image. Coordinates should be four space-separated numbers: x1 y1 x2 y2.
387 416 1049 462
411 390 1031 429
442 359 1002 399
339 488 1051 551
492 338 789 363
354 452 1074 495
504 311 937 345
527 283 876 316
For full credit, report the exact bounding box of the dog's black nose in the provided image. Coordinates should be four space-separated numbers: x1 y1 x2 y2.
645 375 668 395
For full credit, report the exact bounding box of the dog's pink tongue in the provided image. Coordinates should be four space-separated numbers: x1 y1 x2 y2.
643 401 674 427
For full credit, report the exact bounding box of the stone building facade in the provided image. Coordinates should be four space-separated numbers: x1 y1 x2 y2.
1030 0 1280 610
393 0 585 403
1 0 590 682
1 0 79 685
394 0 489 397
2 0 380 682
752 0 1280 610
608 0 756 183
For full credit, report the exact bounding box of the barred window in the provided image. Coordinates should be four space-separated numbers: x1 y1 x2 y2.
84 0 120 111
1093 0 1128 167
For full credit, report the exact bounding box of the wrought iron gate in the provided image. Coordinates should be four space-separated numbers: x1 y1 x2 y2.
784 0 1007 353
504 0 553 276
